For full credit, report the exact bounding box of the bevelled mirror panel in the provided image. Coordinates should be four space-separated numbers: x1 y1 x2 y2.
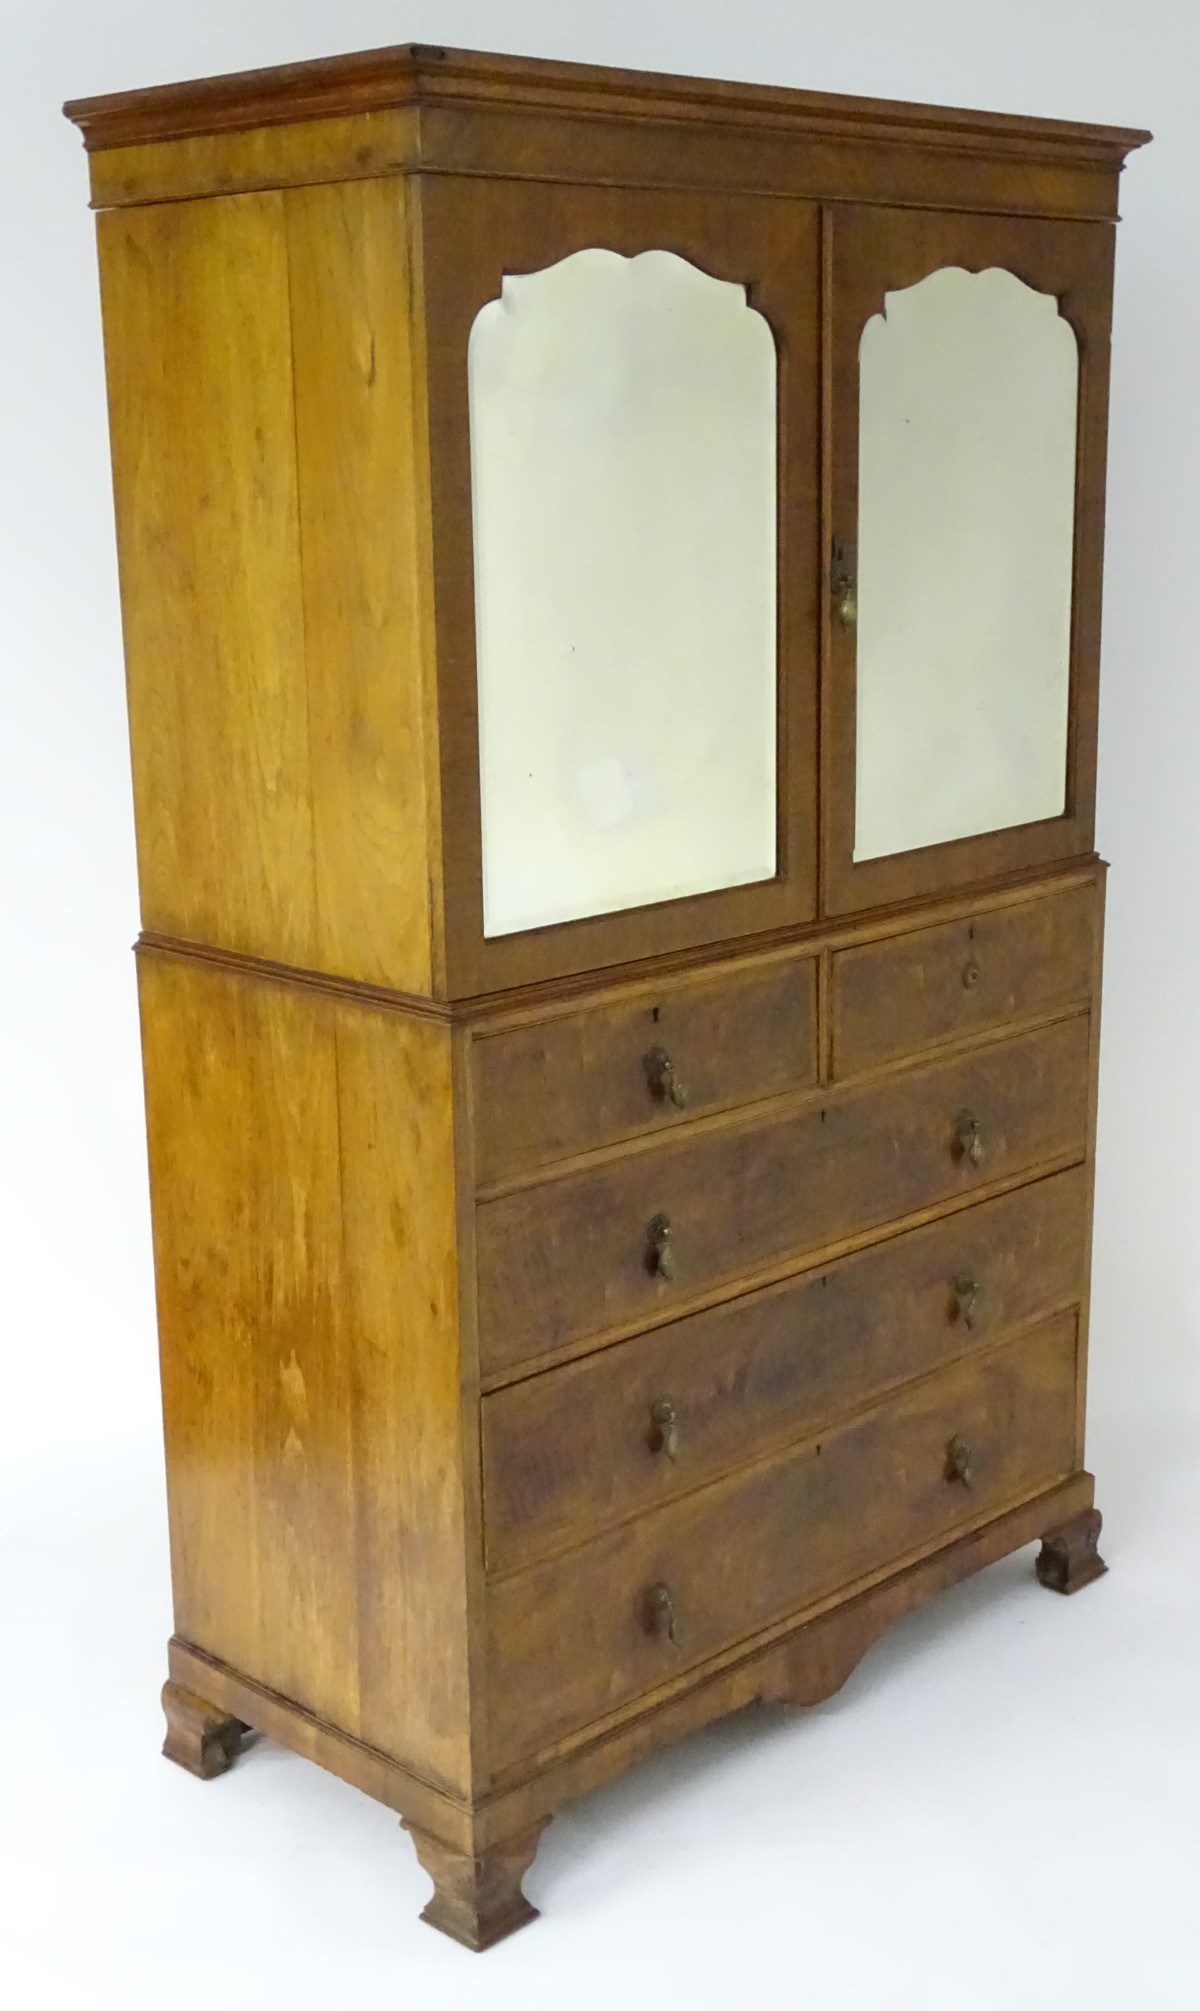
469 248 778 938
853 265 1079 863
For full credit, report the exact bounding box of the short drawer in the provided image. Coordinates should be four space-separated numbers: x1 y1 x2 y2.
832 880 1098 1078
487 1313 1079 1770
472 954 817 1185
476 1013 1090 1376
482 1166 1088 1573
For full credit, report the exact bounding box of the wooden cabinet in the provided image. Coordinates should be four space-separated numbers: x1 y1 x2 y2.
65 43 1148 1954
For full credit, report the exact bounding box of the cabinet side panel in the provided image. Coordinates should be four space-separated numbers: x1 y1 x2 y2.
332 996 474 1786
138 954 352 1721
284 176 439 996
139 953 474 1795
98 196 317 966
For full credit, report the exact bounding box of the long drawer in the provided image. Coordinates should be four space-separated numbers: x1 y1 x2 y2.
473 952 818 1185
831 879 1097 1078
477 1013 1090 1376
483 1167 1089 1573
487 1313 1079 1771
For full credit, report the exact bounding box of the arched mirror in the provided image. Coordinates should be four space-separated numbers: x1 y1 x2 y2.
468 248 778 939
853 264 1080 863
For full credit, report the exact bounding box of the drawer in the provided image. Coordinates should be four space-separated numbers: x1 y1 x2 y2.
832 880 1098 1078
472 954 817 1185
487 1313 1079 1770
477 1013 1090 1376
483 1167 1089 1573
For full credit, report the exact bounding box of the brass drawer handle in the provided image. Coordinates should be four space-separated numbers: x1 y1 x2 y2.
649 1396 680 1461
954 1109 985 1168
646 1581 681 1647
646 1212 676 1281
952 1273 981 1331
644 1045 689 1110
962 957 982 990
945 1435 973 1488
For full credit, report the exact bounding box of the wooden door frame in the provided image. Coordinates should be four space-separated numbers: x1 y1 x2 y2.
417 174 821 999
820 202 1115 917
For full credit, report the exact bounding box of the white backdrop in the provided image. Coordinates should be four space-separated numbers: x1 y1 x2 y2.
2 4 1195 2006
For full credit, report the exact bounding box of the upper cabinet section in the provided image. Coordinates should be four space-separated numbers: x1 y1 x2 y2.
822 205 1117 917
67 48 1147 1000
421 176 821 994
469 247 778 941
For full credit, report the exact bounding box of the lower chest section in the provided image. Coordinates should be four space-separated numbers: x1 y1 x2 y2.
469 873 1099 1780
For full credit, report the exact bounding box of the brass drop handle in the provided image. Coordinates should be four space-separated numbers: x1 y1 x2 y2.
945 1435 974 1488
646 1213 676 1281
962 957 982 990
646 1581 681 1647
644 1045 689 1111
955 1109 985 1168
952 1273 981 1331
830 538 857 627
649 1396 680 1462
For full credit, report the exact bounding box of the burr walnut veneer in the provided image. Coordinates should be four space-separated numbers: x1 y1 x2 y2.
65 45 1147 1952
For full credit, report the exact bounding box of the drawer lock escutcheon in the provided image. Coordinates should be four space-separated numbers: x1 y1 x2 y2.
646 1581 681 1648
945 1435 974 1488
646 1213 677 1281
962 957 982 990
954 1109 985 1168
648 1396 680 1461
644 1046 689 1110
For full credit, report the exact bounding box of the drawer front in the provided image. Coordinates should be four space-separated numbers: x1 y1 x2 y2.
832 880 1097 1078
483 1167 1088 1573
473 955 818 1185
488 1315 1079 1769
477 1014 1090 1376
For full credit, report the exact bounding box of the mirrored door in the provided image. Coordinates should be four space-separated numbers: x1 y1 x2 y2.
419 177 820 997
823 205 1115 915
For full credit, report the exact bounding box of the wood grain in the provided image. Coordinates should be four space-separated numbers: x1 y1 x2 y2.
831 879 1098 1076
487 1314 1080 1769
403 1818 548 1950
65 46 1147 223
138 952 350 1720
473 952 817 1183
476 1013 1092 1374
99 193 316 968
63 43 1150 157
483 1167 1089 1572
284 175 438 994
83 108 417 210
139 950 476 1795
166 1468 1097 1852
332 991 477 1792
479 1469 1096 1832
